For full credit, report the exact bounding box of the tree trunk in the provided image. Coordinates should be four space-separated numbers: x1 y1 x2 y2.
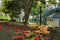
23 9 30 25
22 0 33 25
40 6 42 25
11 13 14 20
10 12 16 22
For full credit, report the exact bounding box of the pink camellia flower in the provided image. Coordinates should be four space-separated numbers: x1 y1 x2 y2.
17 35 23 40
25 30 30 33
32 30 35 32
14 27 19 32
23 32 27 37
0 25 3 31
35 31 40 34
39 38 42 40
26 30 30 33
34 37 39 40
32 30 36 33
13 38 17 40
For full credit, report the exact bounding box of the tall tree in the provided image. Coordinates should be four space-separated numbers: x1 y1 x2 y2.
5 0 39 24
5 0 46 25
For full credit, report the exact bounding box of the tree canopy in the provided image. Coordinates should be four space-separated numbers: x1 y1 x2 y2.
2 0 60 24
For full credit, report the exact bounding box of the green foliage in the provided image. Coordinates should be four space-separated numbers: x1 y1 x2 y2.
49 0 56 4
1 0 46 23
31 1 45 16
58 1 60 6
31 1 40 16
0 0 13 12
5 0 22 18
31 7 40 16
40 0 46 4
